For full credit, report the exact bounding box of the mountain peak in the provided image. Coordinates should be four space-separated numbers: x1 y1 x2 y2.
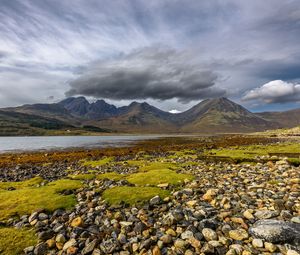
59 96 89 105
4 96 298 133
206 97 232 104
59 96 90 116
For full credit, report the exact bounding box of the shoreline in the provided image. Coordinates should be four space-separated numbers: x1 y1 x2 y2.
0 134 277 168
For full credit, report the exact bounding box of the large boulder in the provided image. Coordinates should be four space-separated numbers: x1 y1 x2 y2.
249 220 300 246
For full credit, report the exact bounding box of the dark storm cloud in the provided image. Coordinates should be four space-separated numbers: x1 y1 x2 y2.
252 59 300 81
66 47 225 102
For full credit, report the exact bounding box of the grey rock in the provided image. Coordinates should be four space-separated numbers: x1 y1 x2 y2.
118 233 127 244
33 243 47 255
291 217 300 224
150 195 161 205
249 220 300 245
24 246 35 254
100 239 117 253
82 239 98 255
38 230 54 241
63 238 77 251
254 210 279 219
160 234 172 244
133 222 147 234
38 213 48 221
181 188 193 196
202 228 218 241
29 212 39 223
55 234 66 243
181 230 194 240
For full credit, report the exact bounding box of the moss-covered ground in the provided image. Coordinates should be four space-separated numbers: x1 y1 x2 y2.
0 177 44 190
0 227 37 255
205 143 300 164
102 186 169 205
82 157 113 167
97 157 194 205
0 179 82 220
96 172 124 181
68 173 96 180
127 169 193 186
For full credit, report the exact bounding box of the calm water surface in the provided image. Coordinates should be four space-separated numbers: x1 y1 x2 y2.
0 135 162 153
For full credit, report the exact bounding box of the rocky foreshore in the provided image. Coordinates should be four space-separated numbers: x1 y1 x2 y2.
4 155 299 255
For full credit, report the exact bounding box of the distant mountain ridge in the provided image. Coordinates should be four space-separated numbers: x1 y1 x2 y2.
1 96 300 134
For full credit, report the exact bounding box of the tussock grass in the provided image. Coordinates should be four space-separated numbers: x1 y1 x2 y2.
102 186 169 205
0 227 37 255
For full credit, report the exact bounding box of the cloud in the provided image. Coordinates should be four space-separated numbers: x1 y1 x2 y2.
0 68 72 107
1 0 300 110
66 46 225 102
243 80 300 103
169 109 182 114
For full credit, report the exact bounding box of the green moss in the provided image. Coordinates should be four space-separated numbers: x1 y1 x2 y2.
125 160 177 172
0 179 82 220
0 227 37 255
167 150 197 159
82 157 113 167
102 186 169 205
126 169 194 186
0 177 44 190
96 172 125 181
68 174 96 180
206 143 300 161
287 158 300 166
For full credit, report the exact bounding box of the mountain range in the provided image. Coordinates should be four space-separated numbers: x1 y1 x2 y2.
1 97 300 135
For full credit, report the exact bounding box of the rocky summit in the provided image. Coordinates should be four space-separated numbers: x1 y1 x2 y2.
1 143 299 255
3 96 300 135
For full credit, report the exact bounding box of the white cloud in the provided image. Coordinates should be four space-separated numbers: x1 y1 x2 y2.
243 80 300 103
169 109 182 114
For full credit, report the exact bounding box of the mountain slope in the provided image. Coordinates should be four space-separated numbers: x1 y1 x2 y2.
59 97 119 119
94 102 177 132
2 96 300 134
257 108 300 128
179 98 273 132
4 103 82 126
0 110 74 136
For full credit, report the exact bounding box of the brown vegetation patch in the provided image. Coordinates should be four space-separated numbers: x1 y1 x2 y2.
0 135 277 168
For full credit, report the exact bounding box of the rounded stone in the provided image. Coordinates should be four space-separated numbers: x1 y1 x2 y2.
264 242 277 252
160 234 172 244
202 228 218 241
70 217 84 227
229 229 249 241
56 234 66 243
252 238 263 248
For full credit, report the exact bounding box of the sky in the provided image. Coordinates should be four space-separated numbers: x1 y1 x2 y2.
1 0 300 112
